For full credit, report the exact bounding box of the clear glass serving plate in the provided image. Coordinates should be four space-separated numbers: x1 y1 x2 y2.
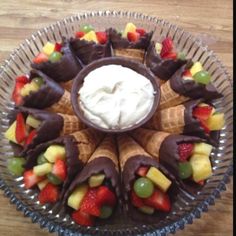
0 10 233 236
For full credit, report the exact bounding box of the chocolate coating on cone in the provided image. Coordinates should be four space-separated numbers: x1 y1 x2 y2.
145 41 187 81
31 39 83 82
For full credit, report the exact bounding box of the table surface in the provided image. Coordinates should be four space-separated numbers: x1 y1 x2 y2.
0 0 233 235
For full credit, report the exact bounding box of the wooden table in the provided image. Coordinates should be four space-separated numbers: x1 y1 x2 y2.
0 0 233 235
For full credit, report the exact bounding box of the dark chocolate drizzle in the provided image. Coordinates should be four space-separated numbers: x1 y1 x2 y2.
108 28 153 50
31 39 83 82
145 41 187 80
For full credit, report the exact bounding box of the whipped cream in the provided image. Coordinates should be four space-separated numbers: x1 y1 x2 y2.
79 64 155 129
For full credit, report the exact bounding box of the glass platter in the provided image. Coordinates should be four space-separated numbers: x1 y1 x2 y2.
0 10 233 236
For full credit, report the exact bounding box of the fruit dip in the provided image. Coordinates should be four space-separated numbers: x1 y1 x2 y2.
78 64 155 129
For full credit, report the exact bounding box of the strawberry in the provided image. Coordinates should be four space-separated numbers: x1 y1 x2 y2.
75 31 85 38
162 52 177 60
80 188 100 217
52 159 67 181
127 32 140 42
54 43 62 52
178 143 194 162
38 183 59 204
199 119 211 134
193 106 213 121
15 113 27 144
136 166 149 177
33 52 48 64
72 210 94 226
96 186 117 207
143 188 171 212
23 169 44 189
24 129 37 146
135 28 146 36
182 70 192 77
12 82 25 105
131 190 144 208
16 75 29 84
160 37 174 58
197 180 205 185
96 32 107 44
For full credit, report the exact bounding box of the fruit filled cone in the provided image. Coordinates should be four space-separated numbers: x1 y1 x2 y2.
159 64 223 109
117 134 178 223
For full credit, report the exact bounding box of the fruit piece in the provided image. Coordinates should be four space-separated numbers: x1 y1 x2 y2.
189 154 212 182
96 186 117 207
199 119 211 134
206 113 225 130
135 28 146 36
51 159 67 181
20 80 39 97
193 105 213 121
15 113 27 144
49 51 63 63
47 172 62 185
155 42 163 54
88 174 105 187
33 52 49 64
197 180 205 185
4 121 17 144
122 22 136 38
99 205 113 219
177 51 186 60
7 157 26 176
24 130 37 146
133 177 154 198
37 153 48 165
32 77 44 87
75 31 85 38
80 188 100 217
44 145 66 163
26 115 41 129
178 162 193 179
193 142 213 156
12 82 25 105
146 167 172 192
193 70 211 85
23 169 44 189
127 32 140 42
33 163 53 176
182 69 194 80
138 206 155 215
178 143 194 162
136 166 149 177
54 42 62 52
37 179 49 190
38 183 59 204
42 42 55 56
16 75 29 84
72 210 94 226
80 24 94 34
95 32 107 44
190 62 203 76
131 190 144 208
81 30 98 43
67 184 88 210
162 52 177 60
143 188 171 212
160 37 174 58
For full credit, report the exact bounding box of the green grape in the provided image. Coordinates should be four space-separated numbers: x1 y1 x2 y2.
47 173 62 185
49 51 62 63
37 153 48 165
99 205 113 219
178 162 193 179
177 52 186 60
133 177 154 198
32 77 44 87
80 24 94 33
193 70 211 85
7 157 26 176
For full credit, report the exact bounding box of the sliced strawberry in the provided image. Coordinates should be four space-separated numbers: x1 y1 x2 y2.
131 190 144 208
16 75 29 84
135 28 146 36
127 32 140 42
199 119 211 134
193 106 213 121
52 159 67 181
72 210 94 226
197 180 205 185
15 113 27 144
80 188 100 217
160 37 174 58
23 169 44 189
38 183 59 204
162 52 177 60
33 52 48 64
96 32 107 44
136 166 149 177
182 70 192 77
96 186 117 207
75 31 85 38
178 143 194 162
143 188 171 212
24 129 37 146
54 43 62 52
12 82 25 105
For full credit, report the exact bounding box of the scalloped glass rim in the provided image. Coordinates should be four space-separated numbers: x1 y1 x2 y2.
0 10 233 236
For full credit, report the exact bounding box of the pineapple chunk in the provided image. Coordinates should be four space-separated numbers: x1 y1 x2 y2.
44 145 66 163
4 121 17 144
206 113 225 130
33 163 53 176
190 62 203 76
122 22 136 38
88 174 105 187
26 115 41 129
42 42 55 56
20 81 39 97
193 142 213 157
37 179 49 190
189 154 212 182
146 167 172 192
81 30 98 43
67 184 88 210
155 42 162 54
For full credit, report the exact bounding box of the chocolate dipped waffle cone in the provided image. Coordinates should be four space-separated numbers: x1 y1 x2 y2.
113 48 145 63
60 80 73 92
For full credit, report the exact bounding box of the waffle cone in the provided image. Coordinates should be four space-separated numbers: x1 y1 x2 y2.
117 134 152 171
58 113 86 135
88 135 118 170
114 48 145 63
160 80 189 109
60 80 73 92
70 128 104 163
47 90 74 115
129 128 170 160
